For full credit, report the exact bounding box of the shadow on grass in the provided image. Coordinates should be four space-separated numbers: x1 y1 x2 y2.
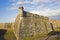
48 31 60 35
46 31 60 40
0 29 7 40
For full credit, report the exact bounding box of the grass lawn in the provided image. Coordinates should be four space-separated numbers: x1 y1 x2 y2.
4 30 17 40
22 34 59 40
23 34 47 40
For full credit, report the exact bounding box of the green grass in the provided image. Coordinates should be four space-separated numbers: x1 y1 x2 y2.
4 30 17 40
24 34 47 40
3 30 59 40
22 34 59 40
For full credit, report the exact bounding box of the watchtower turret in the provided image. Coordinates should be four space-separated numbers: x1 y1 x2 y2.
18 6 24 17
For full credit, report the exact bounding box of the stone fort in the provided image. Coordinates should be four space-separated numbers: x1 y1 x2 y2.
0 7 60 40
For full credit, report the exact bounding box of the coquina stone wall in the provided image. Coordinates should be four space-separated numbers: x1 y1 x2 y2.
50 20 60 31
13 7 52 40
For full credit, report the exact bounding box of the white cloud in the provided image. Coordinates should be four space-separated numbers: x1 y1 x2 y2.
15 0 48 5
9 0 60 5
32 0 60 3
16 1 32 5
8 0 60 16
15 0 54 4
30 8 60 16
32 0 48 2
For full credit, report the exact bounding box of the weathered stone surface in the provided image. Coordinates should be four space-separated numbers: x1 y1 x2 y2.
50 20 60 31
14 7 52 40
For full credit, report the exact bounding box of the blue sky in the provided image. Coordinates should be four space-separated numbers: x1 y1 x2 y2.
0 0 60 23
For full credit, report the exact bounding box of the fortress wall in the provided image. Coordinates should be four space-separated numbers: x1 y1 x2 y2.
50 20 60 31
14 7 24 40
13 7 52 40
18 14 52 40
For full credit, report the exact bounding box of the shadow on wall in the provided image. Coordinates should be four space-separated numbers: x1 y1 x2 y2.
0 29 7 40
23 11 27 17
